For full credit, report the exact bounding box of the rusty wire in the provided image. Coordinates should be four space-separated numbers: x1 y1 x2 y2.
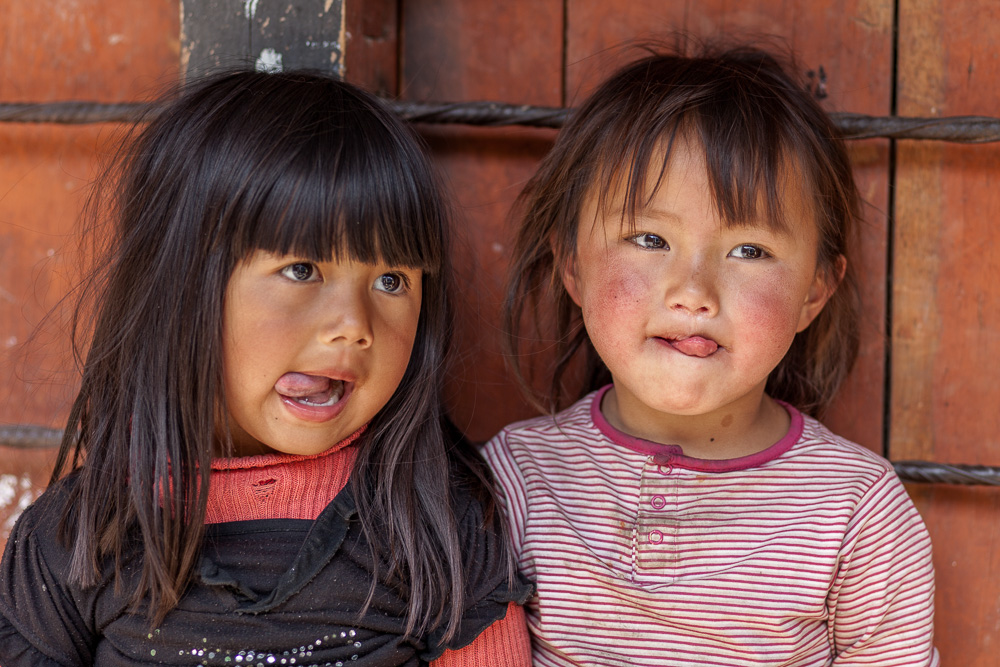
5 99 1000 142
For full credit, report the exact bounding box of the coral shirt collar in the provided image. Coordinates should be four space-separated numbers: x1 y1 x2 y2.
211 424 367 471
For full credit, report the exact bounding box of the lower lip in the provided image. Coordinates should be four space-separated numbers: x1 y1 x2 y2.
278 382 353 423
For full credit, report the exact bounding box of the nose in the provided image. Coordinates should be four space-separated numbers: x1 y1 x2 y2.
667 255 720 317
319 285 373 348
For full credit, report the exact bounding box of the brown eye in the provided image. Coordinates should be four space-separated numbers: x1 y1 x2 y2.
375 272 406 294
729 244 769 260
281 263 317 281
629 233 668 250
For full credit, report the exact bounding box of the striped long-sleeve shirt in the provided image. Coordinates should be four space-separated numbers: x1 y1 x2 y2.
482 386 939 666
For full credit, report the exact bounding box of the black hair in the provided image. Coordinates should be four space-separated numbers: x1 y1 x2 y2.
52 69 486 640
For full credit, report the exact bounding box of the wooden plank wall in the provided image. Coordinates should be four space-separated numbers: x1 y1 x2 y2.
894 0 1000 657
0 0 179 553
0 0 998 662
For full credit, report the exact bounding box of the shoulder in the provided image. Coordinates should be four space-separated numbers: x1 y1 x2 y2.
484 391 600 458
4 474 78 557
783 412 898 482
776 413 930 537
0 474 104 666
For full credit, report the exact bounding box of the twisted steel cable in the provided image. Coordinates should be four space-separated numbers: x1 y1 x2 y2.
5 99 1000 142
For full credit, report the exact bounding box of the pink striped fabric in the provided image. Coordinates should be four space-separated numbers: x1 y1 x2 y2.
482 386 939 666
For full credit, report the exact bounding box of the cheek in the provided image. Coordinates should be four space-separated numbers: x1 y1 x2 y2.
377 309 422 379
578 257 650 341
731 277 807 355
587 251 646 306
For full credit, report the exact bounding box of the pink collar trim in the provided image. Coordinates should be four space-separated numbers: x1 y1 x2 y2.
590 385 802 472
211 424 367 471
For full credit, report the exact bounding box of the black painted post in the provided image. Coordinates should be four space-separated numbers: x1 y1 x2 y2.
181 0 345 79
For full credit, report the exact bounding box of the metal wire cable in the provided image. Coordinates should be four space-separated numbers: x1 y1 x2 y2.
5 99 1000 142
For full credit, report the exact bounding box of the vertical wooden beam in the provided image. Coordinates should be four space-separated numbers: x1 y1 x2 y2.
343 0 398 96
181 0 345 79
896 0 1000 662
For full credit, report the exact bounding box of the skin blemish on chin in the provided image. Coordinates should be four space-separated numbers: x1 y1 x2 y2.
721 414 734 427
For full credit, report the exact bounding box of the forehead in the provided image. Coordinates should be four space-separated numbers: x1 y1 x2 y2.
580 133 817 238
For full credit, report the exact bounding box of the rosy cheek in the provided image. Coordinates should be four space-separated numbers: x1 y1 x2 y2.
578 256 652 359
583 257 646 318
733 281 804 355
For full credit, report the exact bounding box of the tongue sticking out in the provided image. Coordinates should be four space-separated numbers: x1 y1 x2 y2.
275 372 344 406
669 336 719 358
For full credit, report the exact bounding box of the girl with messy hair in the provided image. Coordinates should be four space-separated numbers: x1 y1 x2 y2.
484 46 938 665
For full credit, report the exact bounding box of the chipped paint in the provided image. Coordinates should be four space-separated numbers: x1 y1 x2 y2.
244 0 260 19
0 473 42 535
255 48 283 73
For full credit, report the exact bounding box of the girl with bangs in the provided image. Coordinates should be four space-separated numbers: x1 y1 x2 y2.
0 70 531 666
484 46 938 665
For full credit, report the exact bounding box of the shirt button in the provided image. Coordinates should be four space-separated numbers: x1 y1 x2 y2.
657 464 673 475
648 530 664 544
650 495 666 509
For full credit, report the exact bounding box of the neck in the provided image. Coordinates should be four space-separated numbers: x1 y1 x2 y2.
601 385 790 460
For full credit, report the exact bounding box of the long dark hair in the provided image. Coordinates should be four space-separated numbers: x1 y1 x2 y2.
505 44 862 417
52 69 477 639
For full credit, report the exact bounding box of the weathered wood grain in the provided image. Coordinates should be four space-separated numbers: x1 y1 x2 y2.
0 0 180 555
401 0 564 441
896 0 1000 661
344 0 398 96
182 0 344 79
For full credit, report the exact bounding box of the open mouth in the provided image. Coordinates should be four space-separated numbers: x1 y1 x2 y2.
275 372 347 407
663 335 719 358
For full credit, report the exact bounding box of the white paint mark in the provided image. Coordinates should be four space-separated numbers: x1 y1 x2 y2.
108 34 125 45
304 40 338 48
5 337 17 348
0 474 44 534
255 49 283 73
0 287 16 304
492 242 504 254
244 0 260 19
46 248 55 257
0 475 16 508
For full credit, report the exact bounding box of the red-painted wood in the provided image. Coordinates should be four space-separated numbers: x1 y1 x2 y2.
895 0 1000 662
0 0 180 554
401 0 564 441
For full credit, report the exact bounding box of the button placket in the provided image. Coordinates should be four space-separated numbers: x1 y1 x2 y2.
635 454 679 582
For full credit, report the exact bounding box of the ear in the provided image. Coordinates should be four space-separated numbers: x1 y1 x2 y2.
796 254 845 333
560 253 583 308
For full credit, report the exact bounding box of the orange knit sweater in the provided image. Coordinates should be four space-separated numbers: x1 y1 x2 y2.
207 428 530 667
